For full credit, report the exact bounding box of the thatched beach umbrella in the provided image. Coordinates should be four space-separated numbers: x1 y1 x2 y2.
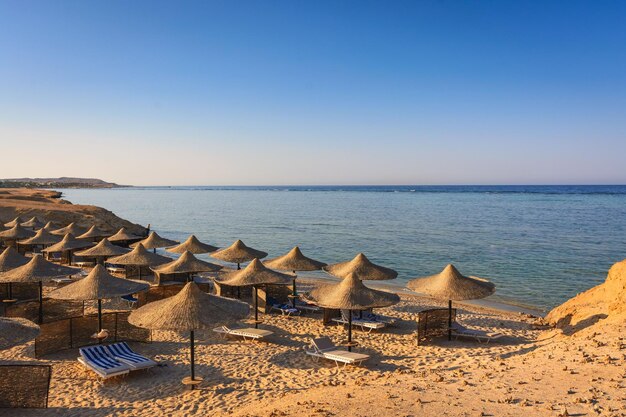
76 225 110 242
0 246 29 302
50 222 87 237
4 216 23 228
18 228 62 248
39 221 60 232
264 246 327 307
129 282 249 387
49 264 149 333
74 238 130 265
323 253 398 281
216 258 292 328
166 235 218 254
42 233 94 264
210 239 267 270
108 227 143 246
407 264 496 340
0 224 36 247
106 243 171 280
21 216 46 230
130 231 179 253
0 317 40 350
152 251 222 284
302 273 400 351
0 254 80 323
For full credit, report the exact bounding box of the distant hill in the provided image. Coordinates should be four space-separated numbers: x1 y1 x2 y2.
0 177 128 188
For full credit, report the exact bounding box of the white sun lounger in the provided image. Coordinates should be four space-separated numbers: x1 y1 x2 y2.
304 337 369 369
106 342 157 370
213 326 273 340
295 300 321 314
450 323 503 343
78 345 131 379
270 303 301 316
332 311 386 333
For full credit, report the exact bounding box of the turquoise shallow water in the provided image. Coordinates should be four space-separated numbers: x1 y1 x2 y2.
61 185 626 311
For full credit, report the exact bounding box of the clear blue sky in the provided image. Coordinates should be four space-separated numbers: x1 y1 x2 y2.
1 1 625 185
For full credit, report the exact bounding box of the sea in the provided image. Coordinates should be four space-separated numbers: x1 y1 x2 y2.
61 185 626 312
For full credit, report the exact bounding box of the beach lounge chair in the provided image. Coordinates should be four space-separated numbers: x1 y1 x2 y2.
213 325 273 340
121 294 138 308
450 323 503 343
295 300 322 314
304 337 369 369
360 311 397 325
106 342 157 370
332 310 386 333
270 303 301 316
107 266 126 274
78 345 131 379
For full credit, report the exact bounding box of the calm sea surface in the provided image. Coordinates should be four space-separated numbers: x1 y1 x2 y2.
61 185 626 311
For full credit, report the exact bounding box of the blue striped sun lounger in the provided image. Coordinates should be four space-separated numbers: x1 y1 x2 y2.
78 345 131 379
106 342 157 370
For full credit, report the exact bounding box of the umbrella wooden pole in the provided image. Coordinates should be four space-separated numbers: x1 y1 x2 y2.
292 272 297 308
348 310 353 352
98 299 102 332
38 281 43 324
448 299 452 341
190 330 195 383
7 283 12 300
254 286 259 329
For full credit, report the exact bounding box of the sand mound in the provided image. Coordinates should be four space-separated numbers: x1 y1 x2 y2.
546 259 626 333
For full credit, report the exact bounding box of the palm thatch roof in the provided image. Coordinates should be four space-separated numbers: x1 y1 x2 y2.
4 216 23 228
76 225 110 240
0 246 29 272
128 282 249 331
152 251 222 275
74 238 130 258
50 222 87 237
264 246 326 272
216 258 292 287
302 273 400 310
106 227 142 242
323 253 398 281
42 233 93 253
130 231 179 250
0 317 40 350
210 240 267 264
0 254 80 283
407 264 496 301
106 243 171 266
18 228 61 246
0 224 36 240
21 216 46 229
166 235 218 254
48 264 149 301
40 221 60 232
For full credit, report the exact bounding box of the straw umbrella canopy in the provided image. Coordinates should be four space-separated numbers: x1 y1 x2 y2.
50 222 87 237
129 282 249 387
166 235 218 254
407 264 496 340
0 254 80 323
264 246 327 307
152 251 222 283
216 258 292 328
4 216 23 228
74 238 130 264
0 317 40 350
323 253 398 281
210 240 268 269
18 228 62 247
42 233 94 265
302 273 400 351
107 227 143 246
21 216 46 230
39 221 60 232
76 225 111 241
0 224 36 243
130 231 179 253
0 246 30 302
49 264 149 333
106 243 171 280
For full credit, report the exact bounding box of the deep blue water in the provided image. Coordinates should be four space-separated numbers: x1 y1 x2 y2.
61 185 626 311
